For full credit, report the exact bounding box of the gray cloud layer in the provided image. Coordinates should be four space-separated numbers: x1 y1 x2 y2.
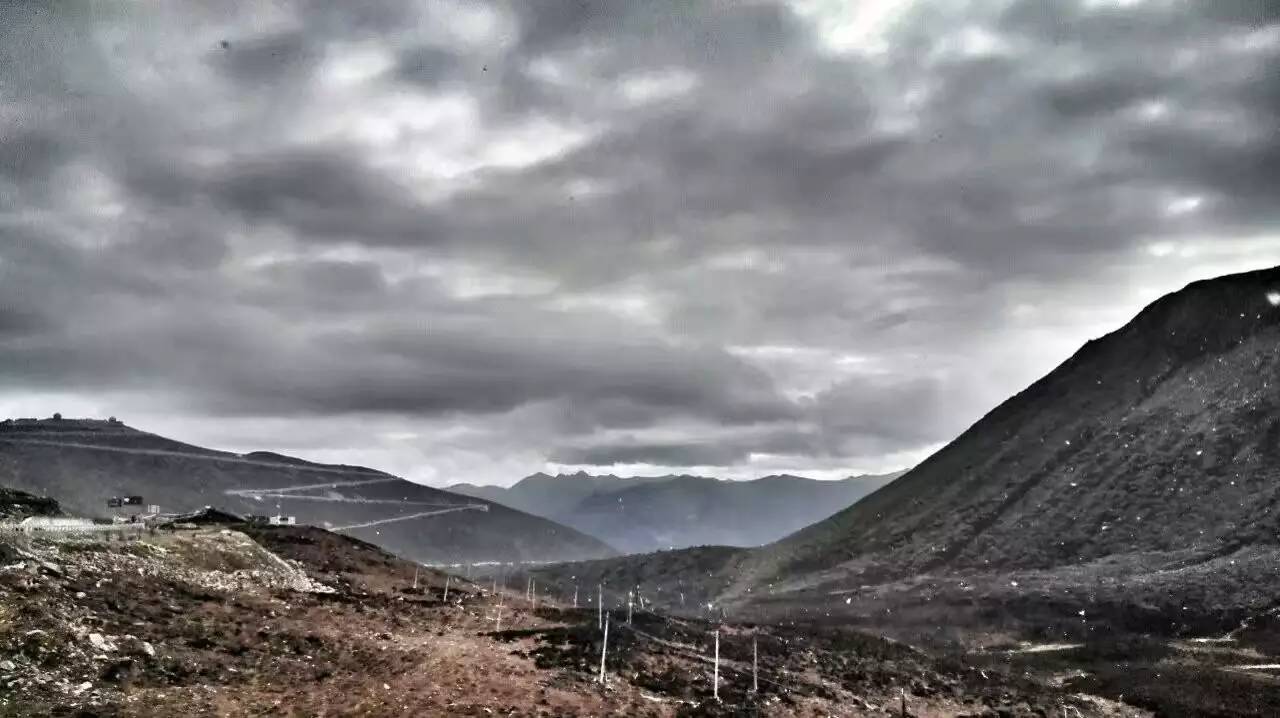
2 0 1278 484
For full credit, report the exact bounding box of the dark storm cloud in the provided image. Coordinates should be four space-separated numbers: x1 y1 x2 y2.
206 149 450 243
0 128 69 182
550 371 972 468
1199 1 1280 25
394 44 466 89
213 31 323 86
1042 71 1173 119
2 0 1278 482
0 298 795 427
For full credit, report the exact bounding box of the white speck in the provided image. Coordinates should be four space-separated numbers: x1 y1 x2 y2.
1268 292 1280 307
1196 450 1203 456
845 597 852 604
1010 580 1019 587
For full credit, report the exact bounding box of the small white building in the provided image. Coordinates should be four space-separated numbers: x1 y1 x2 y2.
268 515 296 526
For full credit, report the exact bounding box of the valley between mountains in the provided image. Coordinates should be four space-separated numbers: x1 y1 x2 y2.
6 267 1280 716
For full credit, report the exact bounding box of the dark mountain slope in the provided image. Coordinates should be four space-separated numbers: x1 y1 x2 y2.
0 418 614 565
527 267 1280 637
0 485 62 519
742 266 1280 593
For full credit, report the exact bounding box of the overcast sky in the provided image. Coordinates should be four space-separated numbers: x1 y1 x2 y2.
2 1 1278 486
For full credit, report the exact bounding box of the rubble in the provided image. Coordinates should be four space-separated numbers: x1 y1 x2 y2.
87 633 115 652
0 525 1155 717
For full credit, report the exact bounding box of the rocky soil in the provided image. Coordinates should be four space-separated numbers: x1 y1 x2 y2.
536 544 1280 716
0 488 61 520
0 524 1146 717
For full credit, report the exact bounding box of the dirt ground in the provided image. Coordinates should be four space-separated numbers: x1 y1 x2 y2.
1 526 1146 717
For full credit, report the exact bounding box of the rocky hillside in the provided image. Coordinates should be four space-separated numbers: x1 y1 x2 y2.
450 471 903 554
0 419 614 565
529 267 1280 642
0 523 1142 717
739 265 1280 594
0 487 61 520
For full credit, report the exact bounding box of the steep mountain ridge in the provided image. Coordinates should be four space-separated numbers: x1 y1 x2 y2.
741 265 1280 594
0 418 614 564
528 267 1280 634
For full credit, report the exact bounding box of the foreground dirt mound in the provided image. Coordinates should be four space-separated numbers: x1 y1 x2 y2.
240 525 415 596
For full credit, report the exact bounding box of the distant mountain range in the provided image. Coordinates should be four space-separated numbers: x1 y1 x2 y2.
0 418 614 565
448 470 905 554
447 472 673 522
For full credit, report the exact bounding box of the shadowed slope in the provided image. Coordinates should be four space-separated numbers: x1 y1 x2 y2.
0 418 615 564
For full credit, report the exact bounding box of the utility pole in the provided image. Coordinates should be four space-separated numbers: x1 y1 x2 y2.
495 605 503 632
573 584 579 609
598 584 603 629
598 613 609 685
753 635 758 693
713 628 720 702
443 575 450 603
627 591 633 625
412 566 419 591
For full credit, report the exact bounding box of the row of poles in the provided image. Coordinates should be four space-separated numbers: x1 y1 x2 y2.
581 582 755 703
407 565 780 707
573 582 908 714
416 565 909 715
409 565 911 711
411 566 453 601
594 613 756 702
464 572 733 698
